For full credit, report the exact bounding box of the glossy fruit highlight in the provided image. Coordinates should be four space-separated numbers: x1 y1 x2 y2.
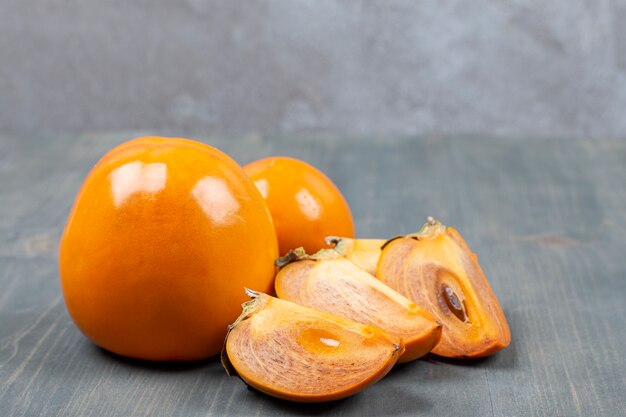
275 248 442 362
243 156 355 255
222 290 403 402
377 217 510 358
59 136 278 361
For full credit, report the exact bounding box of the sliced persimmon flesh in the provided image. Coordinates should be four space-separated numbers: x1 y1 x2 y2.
222 290 403 402
377 217 510 358
275 248 442 363
325 236 386 276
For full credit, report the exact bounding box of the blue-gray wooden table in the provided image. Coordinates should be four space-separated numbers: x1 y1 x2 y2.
1 133 624 416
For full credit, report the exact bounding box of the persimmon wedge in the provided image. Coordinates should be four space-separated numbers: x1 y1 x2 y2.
377 217 510 358
222 289 403 402
275 249 442 363
325 236 386 276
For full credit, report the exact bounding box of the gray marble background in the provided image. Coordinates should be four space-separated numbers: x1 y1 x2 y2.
1 0 625 139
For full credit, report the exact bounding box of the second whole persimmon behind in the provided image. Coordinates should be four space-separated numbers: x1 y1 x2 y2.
243 156 355 255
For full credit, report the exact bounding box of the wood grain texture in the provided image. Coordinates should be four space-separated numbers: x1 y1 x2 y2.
0 133 624 416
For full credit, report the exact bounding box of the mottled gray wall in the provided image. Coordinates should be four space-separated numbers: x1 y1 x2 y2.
1 0 625 139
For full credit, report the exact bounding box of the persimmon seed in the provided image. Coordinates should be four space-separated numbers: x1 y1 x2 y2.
440 284 468 322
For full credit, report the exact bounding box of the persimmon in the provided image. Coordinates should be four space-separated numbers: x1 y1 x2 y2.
243 156 355 255
222 289 403 402
59 136 278 361
325 236 386 276
377 217 511 358
275 248 442 363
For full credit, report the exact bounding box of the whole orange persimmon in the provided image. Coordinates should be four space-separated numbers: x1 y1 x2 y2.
59 137 278 361
243 156 355 255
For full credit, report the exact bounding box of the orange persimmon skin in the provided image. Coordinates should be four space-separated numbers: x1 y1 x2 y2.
59 137 278 361
243 157 355 255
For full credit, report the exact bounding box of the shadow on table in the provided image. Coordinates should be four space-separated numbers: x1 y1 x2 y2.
245 382 433 415
419 341 517 370
92 344 217 372
422 354 494 366
245 385 355 415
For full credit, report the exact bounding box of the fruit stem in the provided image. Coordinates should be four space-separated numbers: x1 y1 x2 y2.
410 216 447 240
221 289 264 376
381 217 446 249
274 248 308 268
274 247 341 269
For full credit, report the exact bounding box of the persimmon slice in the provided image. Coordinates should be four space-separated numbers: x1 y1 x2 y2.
377 217 511 358
325 236 387 276
222 290 403 402
275 249 442 363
